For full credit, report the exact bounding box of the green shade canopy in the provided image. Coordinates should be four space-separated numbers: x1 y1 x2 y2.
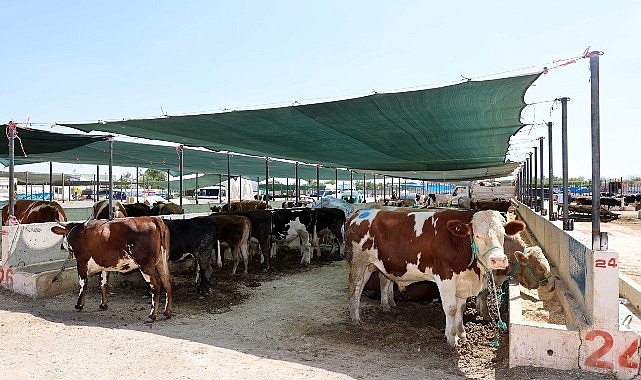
1 126 108 155
62 73 541 180
0 136 357 181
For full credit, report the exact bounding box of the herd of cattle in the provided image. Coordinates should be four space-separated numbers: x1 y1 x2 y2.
572 193 641 210
2 198 553 347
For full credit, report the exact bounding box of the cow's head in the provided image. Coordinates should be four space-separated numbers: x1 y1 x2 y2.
513 246 554 291
51 222 84 252
447 210 524 270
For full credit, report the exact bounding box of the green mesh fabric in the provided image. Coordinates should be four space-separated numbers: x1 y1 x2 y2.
6 73 541 182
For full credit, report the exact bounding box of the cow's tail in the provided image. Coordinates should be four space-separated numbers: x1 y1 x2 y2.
216 239 222 269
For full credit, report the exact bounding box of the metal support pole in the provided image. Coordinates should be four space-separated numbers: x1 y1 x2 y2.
527 153 533 207
178 145 183 212
96 165 100 200
383 175 386 200
373 174 377 202
265 158 270 201
539 137 545 214
227 153 231 206
532 147 540 212
8 122 15 216
295 162 299 203
166 170 170 200
194 172 198 204
108 137 114 220
349 170 354 202
49 162 53 201
560 97 572 230
547 122 556 220
136 167 140 203
316 165 320 200
589 51 604 249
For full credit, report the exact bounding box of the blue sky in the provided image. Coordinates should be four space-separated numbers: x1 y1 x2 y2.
2 1 640 179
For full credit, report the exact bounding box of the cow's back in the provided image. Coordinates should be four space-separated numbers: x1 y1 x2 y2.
346 209 474 279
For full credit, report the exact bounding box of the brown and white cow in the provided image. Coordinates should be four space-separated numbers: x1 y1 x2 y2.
346 208 525 347
92 199 127 219
368 233 553 321
50 217 173 321
2 199 67 225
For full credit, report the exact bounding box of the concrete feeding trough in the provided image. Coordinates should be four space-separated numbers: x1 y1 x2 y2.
512 201 641 379
509 272 583 370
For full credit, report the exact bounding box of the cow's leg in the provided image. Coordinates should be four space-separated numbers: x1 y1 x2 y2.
140 269 161 322
195 251 213 295
240 240 249 275
379 274 396 311
154 252 174 318
455 297 467 344
348 262 376 324
99 271 109 310
312 226 321 259
435 278 461 347
75 266 89 311
230 244 240 276
299 230 312 265
262 239 271 272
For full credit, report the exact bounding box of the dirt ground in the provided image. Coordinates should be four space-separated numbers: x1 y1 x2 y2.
571 210 641 284
3 230 628 380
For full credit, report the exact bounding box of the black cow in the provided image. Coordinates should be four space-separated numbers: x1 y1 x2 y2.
600 197 621 209
162 217 220 295
310 208 346 258
123 203 151 217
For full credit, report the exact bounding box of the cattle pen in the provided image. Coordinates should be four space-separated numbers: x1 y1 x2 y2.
1 200 641 378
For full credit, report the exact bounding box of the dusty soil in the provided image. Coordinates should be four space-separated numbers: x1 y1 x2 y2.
571 210 641 284
0 241 616 380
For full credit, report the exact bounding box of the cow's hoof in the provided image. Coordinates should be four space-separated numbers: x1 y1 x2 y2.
75 304 83 310
145 315 157 323
99 304 108 310
163 311 172 319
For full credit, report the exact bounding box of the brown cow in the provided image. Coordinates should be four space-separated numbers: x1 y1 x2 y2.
206 214 251 275
2 199 67 225
346 208 525 347
222 200 271 211
50 217 173 321
150 202 182 215
92 199 127 219
475 234 552 320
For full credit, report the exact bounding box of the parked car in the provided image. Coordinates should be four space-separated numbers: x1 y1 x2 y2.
93 190 127 201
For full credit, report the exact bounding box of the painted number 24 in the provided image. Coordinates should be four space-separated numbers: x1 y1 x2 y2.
584 329 639 369
0 267 13 289
595 258 617 269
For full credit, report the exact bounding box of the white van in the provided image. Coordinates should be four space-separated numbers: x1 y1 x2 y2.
194 186 227 203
